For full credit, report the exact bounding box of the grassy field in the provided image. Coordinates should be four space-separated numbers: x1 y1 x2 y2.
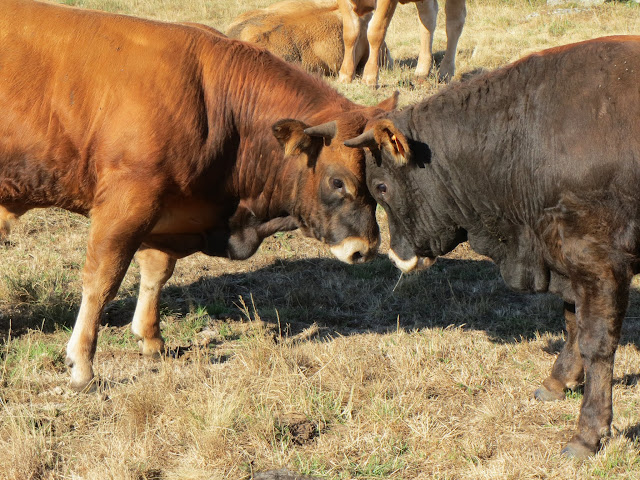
2 0 640 478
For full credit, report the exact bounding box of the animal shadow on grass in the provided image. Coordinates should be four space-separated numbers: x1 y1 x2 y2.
395 50 477 75
621 421 640 444
618 375 640 442
395 51 447 71
393 51 484 88
6 254 640 351
115 255 572 344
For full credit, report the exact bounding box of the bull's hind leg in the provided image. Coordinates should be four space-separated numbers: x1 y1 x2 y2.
415 0 466 82
131 247 176 357
65 191 159 391
535 302 585 401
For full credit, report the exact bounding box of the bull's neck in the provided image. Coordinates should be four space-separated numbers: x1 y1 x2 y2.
208 40 352 222
407 70 545 231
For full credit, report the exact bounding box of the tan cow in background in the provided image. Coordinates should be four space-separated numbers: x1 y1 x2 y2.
338 0 466 85
227 0 390 76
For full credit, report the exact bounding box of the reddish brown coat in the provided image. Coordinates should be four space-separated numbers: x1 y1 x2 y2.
0 0 397 390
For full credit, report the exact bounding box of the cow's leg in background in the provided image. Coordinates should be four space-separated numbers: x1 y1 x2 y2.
65 189 159 391
535 302 585 401
415 0 466 81
362 0 398 86
414 0 437 78
441 0 466 80
563 271 630 457
338 1 370 83
131 247 176 357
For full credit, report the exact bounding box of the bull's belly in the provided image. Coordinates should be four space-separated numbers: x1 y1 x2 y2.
144 198 230 258
143 228 261 261
150 198 227 235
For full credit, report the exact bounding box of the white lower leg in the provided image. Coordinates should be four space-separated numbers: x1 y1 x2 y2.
66 295 99 390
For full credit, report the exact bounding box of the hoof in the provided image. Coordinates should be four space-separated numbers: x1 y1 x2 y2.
69 375 98 393
362 76 379 88
338 72 353 84
561 441 595 459
137 337 164 357
66 356 96 392
534 385 565 402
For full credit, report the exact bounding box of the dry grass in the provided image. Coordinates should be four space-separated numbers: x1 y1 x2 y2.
3 0 640 478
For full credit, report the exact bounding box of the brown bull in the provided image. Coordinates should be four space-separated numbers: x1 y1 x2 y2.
0 0 397 390
337 0 466 85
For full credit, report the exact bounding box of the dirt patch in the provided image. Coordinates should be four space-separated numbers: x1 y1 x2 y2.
254 469 321 480
276 412 323 445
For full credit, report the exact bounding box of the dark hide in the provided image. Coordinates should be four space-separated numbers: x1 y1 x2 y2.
346 36 640 457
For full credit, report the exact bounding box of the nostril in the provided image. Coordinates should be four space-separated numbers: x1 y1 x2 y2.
350 250 364 263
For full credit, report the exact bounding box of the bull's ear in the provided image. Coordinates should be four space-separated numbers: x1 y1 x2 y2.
376 91 399 111
272 119 324 166
272 119 316 156
344 119 410 166
373 119 410 165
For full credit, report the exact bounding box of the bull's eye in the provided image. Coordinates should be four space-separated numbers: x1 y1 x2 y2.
332 178 344 190
376 183 388 196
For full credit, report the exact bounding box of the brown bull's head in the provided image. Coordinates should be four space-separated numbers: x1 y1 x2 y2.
272 94 398 264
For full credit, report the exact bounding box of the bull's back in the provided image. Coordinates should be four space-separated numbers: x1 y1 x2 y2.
0 0 209 212
528 37 640 191
456 36 640 199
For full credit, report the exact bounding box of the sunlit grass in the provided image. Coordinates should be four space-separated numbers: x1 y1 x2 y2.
3 0 640 478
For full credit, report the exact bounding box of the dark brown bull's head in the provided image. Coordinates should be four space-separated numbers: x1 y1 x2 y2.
272 94 398 264
344 117 465 271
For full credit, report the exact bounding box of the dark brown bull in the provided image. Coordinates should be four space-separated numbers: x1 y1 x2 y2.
345 36 640 457
0 0 397 391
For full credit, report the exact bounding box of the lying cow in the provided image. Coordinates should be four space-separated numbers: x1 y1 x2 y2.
338 0 466 85
226 0 390 76
345 36 640 457
0 0 397 391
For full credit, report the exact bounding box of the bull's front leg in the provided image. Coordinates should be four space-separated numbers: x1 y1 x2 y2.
131 247 177 357
65 186 160 391
561 272 629 458
535 302 584 401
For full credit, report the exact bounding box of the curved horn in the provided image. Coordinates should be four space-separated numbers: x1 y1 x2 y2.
304 121 337 140
343 129 376 149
